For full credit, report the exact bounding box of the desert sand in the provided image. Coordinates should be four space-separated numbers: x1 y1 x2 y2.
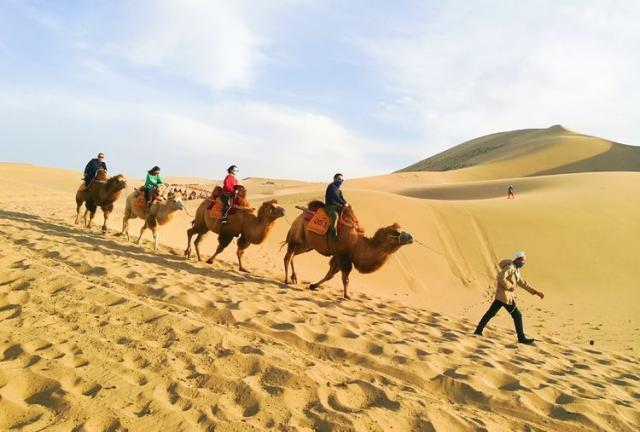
1 126 639 431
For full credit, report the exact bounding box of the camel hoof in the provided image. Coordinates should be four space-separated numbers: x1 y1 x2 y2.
343 294 351 300
239 268 250 273
206 259 214 265
309 284 318 291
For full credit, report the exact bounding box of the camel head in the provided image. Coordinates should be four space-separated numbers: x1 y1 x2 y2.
257 199 285 222
166 191 185 211
106 174 127 192
372 223 413 250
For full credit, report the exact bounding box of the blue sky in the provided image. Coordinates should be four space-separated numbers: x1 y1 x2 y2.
1 1 639 180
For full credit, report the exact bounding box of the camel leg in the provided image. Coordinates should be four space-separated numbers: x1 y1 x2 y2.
309 255 341 291
101 204 114 233
338 254 353 300
185 227 194 258
120 210 131 240
193 232 208 261
185 226 202 258
284 243 308 284
152 227 159 251
85 209 95 228
75 201 83 225
206 232 234 265
284 242 296 284
236 235 251 273
136 222 147 245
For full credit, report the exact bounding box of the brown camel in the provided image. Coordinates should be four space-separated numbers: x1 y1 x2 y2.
185 187 286 272
118 189 184 251
75 169 127 232
283 202 413 299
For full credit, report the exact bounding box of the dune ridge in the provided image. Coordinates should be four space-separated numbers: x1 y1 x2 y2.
398 125 640 179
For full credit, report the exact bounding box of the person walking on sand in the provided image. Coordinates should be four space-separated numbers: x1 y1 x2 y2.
82 152 107 188
474 251 544 345
507 184 515 199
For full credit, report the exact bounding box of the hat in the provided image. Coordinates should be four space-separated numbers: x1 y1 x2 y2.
513 251 526 260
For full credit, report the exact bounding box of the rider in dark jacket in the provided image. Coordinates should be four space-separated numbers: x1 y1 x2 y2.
84 152 107 186
325 173 347 240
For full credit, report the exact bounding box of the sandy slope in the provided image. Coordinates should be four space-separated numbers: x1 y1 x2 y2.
1 162 639 431
398 125 640 180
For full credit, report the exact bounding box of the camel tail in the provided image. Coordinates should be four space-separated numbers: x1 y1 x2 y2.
280 230 292 251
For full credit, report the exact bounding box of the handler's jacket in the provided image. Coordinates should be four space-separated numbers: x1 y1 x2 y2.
495 261 537 304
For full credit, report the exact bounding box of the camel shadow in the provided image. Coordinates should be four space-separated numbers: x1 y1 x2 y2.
0 209 276 286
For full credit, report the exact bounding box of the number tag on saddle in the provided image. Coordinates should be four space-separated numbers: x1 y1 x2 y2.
306 208 331 235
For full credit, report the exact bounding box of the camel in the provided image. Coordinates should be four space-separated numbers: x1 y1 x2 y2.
185 186 286 272
118 188 184 251
75 169 127 232
283 201 413 299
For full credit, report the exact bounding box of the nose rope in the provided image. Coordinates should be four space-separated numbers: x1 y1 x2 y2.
182 205 193 217
413 238 494 281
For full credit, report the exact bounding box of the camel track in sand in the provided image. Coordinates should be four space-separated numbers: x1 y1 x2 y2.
0 209 639 431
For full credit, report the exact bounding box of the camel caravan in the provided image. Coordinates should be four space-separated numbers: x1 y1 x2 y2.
75 156 413 299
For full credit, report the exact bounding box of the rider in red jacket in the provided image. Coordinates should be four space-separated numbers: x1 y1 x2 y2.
221 165 239 223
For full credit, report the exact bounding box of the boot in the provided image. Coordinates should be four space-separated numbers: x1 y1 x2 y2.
511 306 535 344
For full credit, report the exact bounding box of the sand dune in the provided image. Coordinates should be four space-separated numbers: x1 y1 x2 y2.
398 125 640 180
1 160 639 431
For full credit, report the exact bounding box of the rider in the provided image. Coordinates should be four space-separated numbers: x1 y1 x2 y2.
325 173 348 240
144 166 164 208
83 152 107 188
221 165 239 224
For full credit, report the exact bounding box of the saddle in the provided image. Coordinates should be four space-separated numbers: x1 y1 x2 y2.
299 202 360 236
133 189 162 210
207 195 252 219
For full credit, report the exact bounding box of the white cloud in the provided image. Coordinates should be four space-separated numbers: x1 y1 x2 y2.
357 1 640 152
0 90 377 181
117 0 280 91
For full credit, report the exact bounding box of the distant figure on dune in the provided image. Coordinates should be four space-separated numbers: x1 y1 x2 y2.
474 251 544 345
144 166 164 208
507 184 515 199
325 173 348 240
82 152 107 190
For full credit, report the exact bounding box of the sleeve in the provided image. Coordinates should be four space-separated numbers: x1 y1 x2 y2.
101 162 107 171
144 173 152 188
498 266 517 292
339 190 346 205
517 277 537 295
157 175 164 184
84 161 92 176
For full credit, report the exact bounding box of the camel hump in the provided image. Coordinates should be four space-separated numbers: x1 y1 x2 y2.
308 200 325 211
94 168 108 182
